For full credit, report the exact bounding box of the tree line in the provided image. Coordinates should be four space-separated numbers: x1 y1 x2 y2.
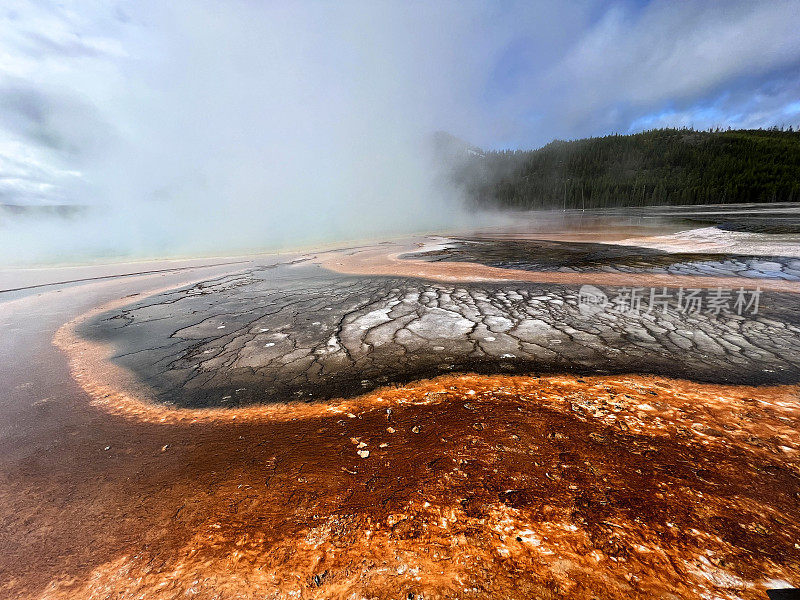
451 127 800 209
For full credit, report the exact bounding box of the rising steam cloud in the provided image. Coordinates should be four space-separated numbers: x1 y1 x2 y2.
0 1 489 264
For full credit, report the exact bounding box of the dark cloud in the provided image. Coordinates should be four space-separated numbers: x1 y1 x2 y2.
0 81 113 157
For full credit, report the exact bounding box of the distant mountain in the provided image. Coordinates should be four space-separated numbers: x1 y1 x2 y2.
446 128 800 209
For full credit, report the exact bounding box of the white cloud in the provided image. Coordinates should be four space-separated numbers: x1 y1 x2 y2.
558 1 800 105
487 0 800 144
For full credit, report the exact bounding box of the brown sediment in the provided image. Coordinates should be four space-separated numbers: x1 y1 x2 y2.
321 245 800 293
26 293 800 599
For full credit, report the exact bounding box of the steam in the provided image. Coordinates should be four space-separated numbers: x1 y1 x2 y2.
0 1 492 264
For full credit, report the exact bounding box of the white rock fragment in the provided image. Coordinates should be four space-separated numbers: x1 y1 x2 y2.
357 450 370 459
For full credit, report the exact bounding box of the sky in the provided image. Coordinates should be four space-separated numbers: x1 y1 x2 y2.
1 0 800 263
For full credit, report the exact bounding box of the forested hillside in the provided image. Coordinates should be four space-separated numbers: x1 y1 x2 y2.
451 128 800 209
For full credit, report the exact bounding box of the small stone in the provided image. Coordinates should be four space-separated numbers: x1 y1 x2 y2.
161 444 170 452
357 450 370 459
412 426 421 434
387 427 396 433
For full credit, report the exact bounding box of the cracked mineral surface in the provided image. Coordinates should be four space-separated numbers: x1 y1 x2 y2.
76 244 800 408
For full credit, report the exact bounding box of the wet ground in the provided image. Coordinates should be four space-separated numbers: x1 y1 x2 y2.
569 202 800 234
406 238 800 279
2 213 800 599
